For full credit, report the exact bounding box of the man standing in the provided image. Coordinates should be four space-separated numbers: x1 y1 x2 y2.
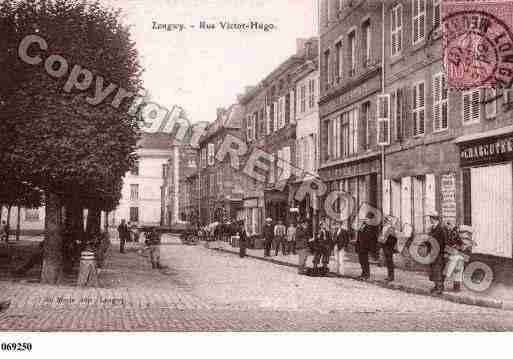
427 211 448 294
238 220 248 258
295 221 310 274
263 218 274 257
145 228 161 269
273 220 286 256
357 212 379 281
313 221 332 273
286 222 296 255
334 222 350 275
117 219 129 254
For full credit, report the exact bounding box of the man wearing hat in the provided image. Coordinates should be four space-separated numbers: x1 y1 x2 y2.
427 210 448 294
356 212 379 280
263 217 274 257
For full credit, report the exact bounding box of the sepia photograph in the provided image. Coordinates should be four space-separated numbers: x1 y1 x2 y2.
1 0 513 355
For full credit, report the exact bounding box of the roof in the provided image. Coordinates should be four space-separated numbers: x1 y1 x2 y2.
137 132 177 150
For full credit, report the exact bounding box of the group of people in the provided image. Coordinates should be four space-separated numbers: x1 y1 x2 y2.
257 211 474 294
117 219 161 269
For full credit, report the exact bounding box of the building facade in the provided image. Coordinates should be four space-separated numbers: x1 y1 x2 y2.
237 38 318 235
197 105 245 225
162 143 198 225
112 133 174 227
318 0 383 232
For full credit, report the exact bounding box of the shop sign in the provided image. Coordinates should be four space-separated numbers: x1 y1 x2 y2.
460 134 513 166
440 173 457 225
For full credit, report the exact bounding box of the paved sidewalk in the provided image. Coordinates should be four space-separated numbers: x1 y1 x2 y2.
206 240 513 311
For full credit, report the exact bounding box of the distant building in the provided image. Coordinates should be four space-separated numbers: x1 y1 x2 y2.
111 132 175 227
197 104 245 225
162 142 198 225
0 206 45 236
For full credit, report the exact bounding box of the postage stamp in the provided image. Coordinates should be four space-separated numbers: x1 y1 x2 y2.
442 1 513 89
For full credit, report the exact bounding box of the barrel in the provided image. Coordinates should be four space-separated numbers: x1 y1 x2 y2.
77 250 98 287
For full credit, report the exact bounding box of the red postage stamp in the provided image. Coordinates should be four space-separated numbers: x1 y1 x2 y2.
442 1 513 89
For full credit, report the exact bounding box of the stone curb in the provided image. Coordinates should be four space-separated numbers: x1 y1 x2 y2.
209 246 508 312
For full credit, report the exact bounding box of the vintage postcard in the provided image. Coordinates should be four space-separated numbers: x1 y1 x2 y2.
1 0 513 356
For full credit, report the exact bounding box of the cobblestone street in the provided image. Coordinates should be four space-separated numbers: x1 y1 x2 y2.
1 237 513 331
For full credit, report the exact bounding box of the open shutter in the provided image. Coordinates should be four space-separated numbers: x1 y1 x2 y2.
485 88 497 119
207 143 215 166
273 102 278 131
463 91 471 123
433 74 441 131
290 90 295 124
401 176 412 230
266 105 271 134
383 179 391 216
424 173 436 229
377 94 391 145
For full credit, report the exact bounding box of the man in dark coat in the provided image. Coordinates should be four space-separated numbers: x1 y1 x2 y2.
427 211 448 294
312 221 332 272
117 219 129 254
263 218 274 257
238 220 248 258
357 212 379 280
295 221 310 274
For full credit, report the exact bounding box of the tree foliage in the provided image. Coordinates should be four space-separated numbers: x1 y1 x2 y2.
0 0 143 210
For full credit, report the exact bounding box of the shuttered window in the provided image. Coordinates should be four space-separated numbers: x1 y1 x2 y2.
484 88 497 119
335 41 343 81
246 115 253 141
433 0 441 29
412 0 426 45
362 19 371 67
348 30 356 77
462 89 481 124
309 79 316 108
285 93 291 124
395 88 404 140
433 73 448 131
412 82 425 136
300 85 306 113
207 143 215 166
391 4 403 56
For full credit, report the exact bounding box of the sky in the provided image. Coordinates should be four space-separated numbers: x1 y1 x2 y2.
100 0 318 124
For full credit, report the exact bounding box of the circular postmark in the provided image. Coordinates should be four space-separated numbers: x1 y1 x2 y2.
442 10 513 89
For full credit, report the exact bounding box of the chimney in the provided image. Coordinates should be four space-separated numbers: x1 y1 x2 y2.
216 107 225 120
296 38 308 55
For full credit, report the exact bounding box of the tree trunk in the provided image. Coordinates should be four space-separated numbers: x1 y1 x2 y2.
104 211 109 232
16 206 21 241
6 205 12 241
86 207 101 236
41 192 63 284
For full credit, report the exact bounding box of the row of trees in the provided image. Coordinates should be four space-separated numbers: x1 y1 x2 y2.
0 0 143 283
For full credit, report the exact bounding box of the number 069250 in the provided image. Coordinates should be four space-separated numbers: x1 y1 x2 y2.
1 343 32 351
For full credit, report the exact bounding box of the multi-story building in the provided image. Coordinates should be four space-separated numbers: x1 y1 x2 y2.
380 0 513 281
237 38 318 234
161 142 198 225
318 0 383 231
197 105 245 225
291 60 320 231
183 171 199 224
112 132 174 227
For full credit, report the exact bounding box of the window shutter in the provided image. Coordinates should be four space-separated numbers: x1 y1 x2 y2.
383 179 391 216
485 88 496 119
462 169 472 225
266 105 271 134
463 92 471 123
208 143 215 166
419 82 425 134
471 89 480 122
273 102 278 131
377 94 391 145
433 74 441 131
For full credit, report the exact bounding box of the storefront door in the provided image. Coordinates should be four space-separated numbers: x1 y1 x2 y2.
471 163 513 258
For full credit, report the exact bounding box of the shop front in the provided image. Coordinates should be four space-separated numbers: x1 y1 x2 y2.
456 130 513 259
319 155 380 232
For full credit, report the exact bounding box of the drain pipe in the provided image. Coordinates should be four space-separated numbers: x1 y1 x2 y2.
381 0 386 218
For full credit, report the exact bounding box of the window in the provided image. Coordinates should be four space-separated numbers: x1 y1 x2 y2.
412 82 425 136
278 96 285 128
130 184 139 200
246 115 253 141
300 85 306 113
462 89 481 124
485 88 497 119
362 20 371 67
335 41 343 82
285 94 291 124
433 73 448 131
391 4 403 56
273 101 278 131
377 94 391 145
308 79 316 108
161 164 167 179
348 30 356 76
395 88 404 140
412 0 426 45
25 208 39 222
433 0 441 29
207 143 215 166
129 207 139 222
130 161 139 176
341 108 359 157
260 108 265 135
361 102 370 149
324 49 331 87
328 115 341 159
